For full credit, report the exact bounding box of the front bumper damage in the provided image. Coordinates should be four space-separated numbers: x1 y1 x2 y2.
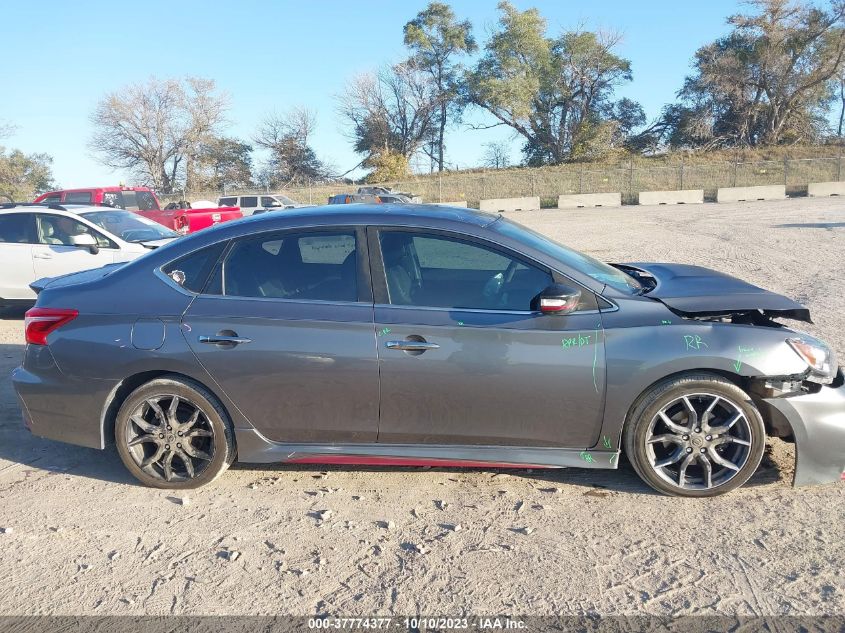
758 370 845 486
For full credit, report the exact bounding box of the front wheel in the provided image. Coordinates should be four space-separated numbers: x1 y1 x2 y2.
115 376 235 489
624 373 765 497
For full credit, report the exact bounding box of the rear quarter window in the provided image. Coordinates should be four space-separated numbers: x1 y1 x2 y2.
219 197 237 206
162 242 227 293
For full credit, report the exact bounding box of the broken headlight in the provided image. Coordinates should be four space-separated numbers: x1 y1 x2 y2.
787 336 837 384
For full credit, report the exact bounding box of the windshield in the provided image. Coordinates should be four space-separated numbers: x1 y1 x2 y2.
81 210 177 243
491 217 642 294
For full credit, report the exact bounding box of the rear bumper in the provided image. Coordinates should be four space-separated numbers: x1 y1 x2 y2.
11 350 117 450
761 372 845 486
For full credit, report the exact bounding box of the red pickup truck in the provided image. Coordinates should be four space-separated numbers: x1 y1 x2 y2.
34 186 242 234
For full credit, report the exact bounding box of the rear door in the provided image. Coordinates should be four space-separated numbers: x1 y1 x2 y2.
181 227 379 443
0 213 37 300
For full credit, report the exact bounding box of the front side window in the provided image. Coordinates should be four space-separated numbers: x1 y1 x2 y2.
378 231 553 311
135 191 159 211
0 214 36 244
222 231 357 302
40 194 61 205
36 214 115 248
261 196 282 207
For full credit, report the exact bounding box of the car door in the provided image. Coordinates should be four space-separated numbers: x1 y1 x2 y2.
32 214 117 280
371 227 606 448
0 213 37 300
180 227 379 443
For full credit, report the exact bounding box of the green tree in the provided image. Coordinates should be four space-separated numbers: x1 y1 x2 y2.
660 0 845 149
191 137 253 191
364 150 410 183
0 145 55 202
466 2 641 164
404 2 476 172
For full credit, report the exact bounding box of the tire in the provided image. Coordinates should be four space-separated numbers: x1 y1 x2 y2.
115 376 235 489
623 373 765 497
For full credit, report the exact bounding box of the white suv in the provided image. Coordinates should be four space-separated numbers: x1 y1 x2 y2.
217 193 306 216
0 203 177 304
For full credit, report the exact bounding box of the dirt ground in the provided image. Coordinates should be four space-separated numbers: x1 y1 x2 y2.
0 197 843 617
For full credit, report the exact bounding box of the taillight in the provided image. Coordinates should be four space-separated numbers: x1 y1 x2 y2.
24 308 78 346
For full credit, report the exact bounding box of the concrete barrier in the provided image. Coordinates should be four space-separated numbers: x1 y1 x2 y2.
556 192 621 209
638 189 703 205
479 196 540 212
808 181 845 197
716 185 786 202
430 201 468 207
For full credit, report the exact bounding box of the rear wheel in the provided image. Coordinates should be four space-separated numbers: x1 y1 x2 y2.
115 377 235 489
624 373 765 497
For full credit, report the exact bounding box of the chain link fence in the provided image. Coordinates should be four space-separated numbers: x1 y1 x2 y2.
159 155 845 209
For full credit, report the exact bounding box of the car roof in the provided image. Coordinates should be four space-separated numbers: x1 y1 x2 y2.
0 203 111 216
232 203 497 227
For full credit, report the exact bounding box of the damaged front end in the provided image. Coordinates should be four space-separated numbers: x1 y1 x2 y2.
617 261 845 486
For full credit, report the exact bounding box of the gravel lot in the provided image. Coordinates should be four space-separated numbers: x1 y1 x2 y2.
0 197 843 617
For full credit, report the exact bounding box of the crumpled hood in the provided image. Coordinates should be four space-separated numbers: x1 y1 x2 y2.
619 262 812 323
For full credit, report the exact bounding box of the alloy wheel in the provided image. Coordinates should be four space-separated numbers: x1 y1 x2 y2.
644 392 753 491
124 395 215 482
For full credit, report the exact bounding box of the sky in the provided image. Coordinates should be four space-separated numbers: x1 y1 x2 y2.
1 0 742 189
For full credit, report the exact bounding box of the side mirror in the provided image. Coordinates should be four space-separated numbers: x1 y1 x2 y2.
531 283 581 315
70 233 99 254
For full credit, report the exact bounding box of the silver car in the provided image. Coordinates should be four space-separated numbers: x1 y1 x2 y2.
11 205 845 496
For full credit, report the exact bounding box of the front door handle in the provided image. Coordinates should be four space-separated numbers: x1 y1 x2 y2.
385 340 440 352
198 334 252 346
33 251 53 260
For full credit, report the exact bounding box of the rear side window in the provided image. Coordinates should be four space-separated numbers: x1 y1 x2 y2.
219 197 236 206
162 242 227 293
0 214 36 243
102 192 122 208
239 196 258 208
65 191 93 204
222 231 357 302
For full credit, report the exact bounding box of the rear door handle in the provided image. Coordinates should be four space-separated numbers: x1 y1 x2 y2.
385 340 440 352
198 334 252 346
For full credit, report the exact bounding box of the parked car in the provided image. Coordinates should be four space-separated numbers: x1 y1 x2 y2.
328 192 412 205
34 186 242 234
12 204 844 495
217 194 308 216
0 203 176 305
357 186 420 202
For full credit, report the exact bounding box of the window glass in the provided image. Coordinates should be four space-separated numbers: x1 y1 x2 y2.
80 210 177 242
162 242 227 293
135 191 159 211
0 214 36 243
261 196 282 207
40 195 61 205
36 214 115 248
219 197 237 206
102 192 122 208
379 231 552 311
223 231 357 302
65 191 92 204
239 196 258 208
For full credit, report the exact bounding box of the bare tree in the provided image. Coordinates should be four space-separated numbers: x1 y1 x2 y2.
481 140 511 169
338 61 439 162
254 107 331 186
89 77 228 193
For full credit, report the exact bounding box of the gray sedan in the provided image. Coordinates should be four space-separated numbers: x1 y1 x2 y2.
12 204 845 496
